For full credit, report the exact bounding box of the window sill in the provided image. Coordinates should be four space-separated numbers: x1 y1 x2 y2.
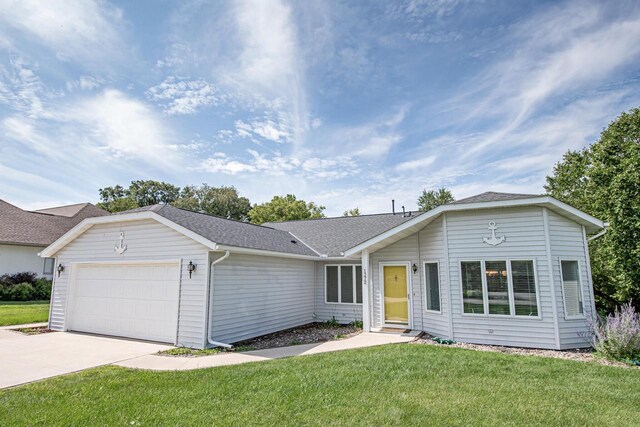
324 302 363 306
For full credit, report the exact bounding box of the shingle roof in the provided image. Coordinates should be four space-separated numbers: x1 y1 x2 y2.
264 212 418 257
123 204 319 256
450 191 541 205
0 200 109 246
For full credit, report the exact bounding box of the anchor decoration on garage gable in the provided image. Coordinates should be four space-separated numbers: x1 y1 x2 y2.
115 231 128 254
482 221 506 246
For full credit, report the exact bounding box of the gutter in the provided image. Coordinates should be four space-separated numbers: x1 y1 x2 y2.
205 250 232 348
588 222 609 241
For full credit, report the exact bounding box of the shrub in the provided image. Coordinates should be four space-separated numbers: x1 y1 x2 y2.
33 278 52 300
591 302 640 361
9 283 36 301
0 271 37 286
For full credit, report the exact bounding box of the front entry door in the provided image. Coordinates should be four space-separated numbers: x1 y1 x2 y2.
383 265 409 325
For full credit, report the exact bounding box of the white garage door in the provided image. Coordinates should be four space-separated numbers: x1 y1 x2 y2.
68 262 180 343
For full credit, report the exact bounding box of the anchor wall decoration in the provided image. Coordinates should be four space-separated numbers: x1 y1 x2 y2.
115 231 128 254
482 221 506 246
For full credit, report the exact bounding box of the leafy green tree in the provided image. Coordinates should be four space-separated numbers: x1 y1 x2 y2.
545 107 640 311
417 188 455 211
174 185 251 221
128 180 181 206
97 180 181 213
343 207 361 217
248 195 325 224
97 185 138 212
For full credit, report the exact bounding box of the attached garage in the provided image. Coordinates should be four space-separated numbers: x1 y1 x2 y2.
67 262 180 344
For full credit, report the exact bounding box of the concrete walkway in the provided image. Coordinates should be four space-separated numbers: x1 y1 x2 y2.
116 332 415 371
0 329 171 389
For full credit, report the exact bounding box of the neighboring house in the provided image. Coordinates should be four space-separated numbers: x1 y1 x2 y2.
0 200 108 279
40 192 604 350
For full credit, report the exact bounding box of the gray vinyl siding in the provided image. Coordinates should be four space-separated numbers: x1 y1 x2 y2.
314 260 363 324
48 219 210 349
548 210 594 349
446 207 557 348
418 217 450 338
210 253 315 344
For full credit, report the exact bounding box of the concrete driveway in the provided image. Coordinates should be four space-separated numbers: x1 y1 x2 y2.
0 328 171 389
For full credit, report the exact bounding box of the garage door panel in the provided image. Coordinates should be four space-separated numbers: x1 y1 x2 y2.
69 263 179 343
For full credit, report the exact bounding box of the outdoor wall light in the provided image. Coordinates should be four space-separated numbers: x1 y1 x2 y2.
412 263 418 274
187 261 197 278
56 263 65 277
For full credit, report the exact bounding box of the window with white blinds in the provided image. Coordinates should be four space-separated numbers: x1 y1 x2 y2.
561 260 583 318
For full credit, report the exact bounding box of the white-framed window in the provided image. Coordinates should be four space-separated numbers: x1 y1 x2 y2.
460 259 540 318
560 260 584 319
424 262 441 312
325 264 362 304
43 257 55 275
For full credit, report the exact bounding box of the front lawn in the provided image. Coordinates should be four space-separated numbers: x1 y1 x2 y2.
0 301 49 327
1 344 639 426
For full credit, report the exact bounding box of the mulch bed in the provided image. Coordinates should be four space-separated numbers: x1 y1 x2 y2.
12 326 56 336
233 323 361 351
413 334 634 368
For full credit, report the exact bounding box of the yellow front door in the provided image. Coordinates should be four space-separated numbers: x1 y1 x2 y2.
383 265 408 324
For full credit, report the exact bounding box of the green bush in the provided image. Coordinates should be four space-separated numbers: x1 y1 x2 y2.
9 283 35 301
33 278 52 300
592 302 640 361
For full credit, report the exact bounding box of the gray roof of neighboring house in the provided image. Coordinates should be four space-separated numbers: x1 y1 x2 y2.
450 191 542 205
122 204 319 256
264 212 418 257
0 200 109 246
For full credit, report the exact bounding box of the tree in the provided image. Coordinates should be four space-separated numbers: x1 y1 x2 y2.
173 185 251 221
343 207 360 217
97 180 181 213
248 195 326 224
545 107 640 312
417 188 455 211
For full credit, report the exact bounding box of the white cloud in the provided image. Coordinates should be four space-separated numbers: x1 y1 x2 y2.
66 75 105 92
0 0 128 67
147 77 224 115
64 89 177 166
234 118 292 143
0 57 51 118
452 2 640 157
395 156 436 171
199 149 359 180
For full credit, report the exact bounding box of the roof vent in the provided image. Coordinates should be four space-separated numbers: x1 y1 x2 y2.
291 240 297 244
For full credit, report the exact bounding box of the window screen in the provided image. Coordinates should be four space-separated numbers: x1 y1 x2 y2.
425 263 440 311
326 266 339 303
461 261 484 314
561 260 583 317
355 266 363 304
511 260 538 316
485 261 510 315
340 265 354 303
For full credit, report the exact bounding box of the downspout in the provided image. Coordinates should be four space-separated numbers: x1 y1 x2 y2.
206 250 232 348
588 223 609 241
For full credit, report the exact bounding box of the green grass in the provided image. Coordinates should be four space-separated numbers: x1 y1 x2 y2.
0 301 49 326
1 345 639 426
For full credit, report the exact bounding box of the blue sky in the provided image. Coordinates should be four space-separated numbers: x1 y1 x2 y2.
1 0 639 215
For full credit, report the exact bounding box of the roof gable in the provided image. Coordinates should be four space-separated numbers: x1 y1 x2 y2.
0 199 108 246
